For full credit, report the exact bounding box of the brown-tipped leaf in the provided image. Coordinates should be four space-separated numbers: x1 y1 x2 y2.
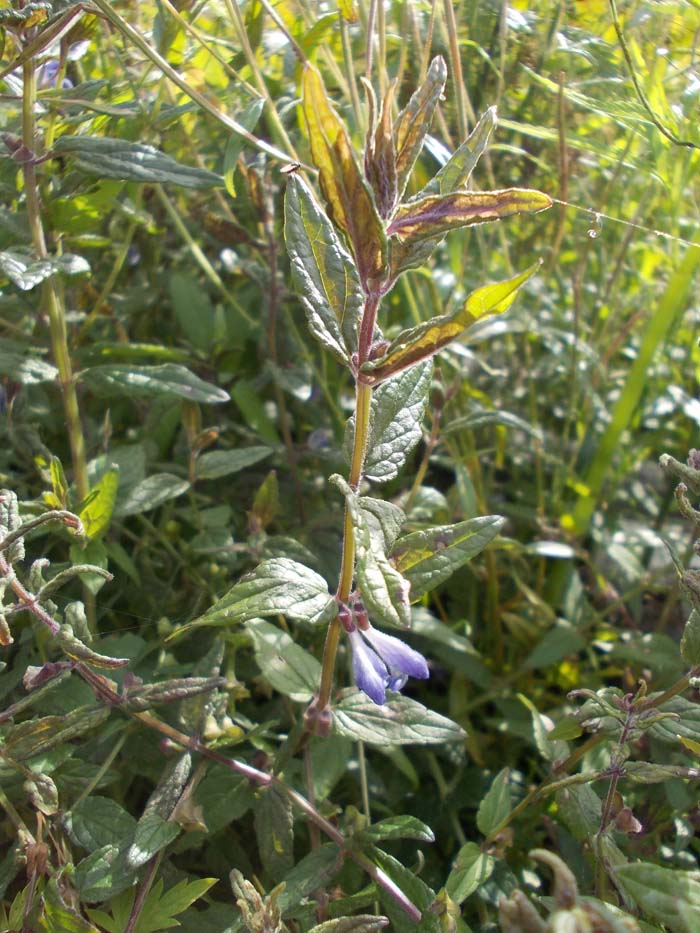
361 263 540 383
394 56 447 198
388 188 552 243
302 65 386 290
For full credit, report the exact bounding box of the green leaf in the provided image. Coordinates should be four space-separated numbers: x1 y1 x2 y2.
254 785 294 882
126 812 180 870
394 56 447 199
333 476 410 629
79 363 229 404
301 64 386 289
361 264 540 383
476 768 512 836
24 772 59 816
523 623 586 671
370 847 440 932
245 618 321 701
195 447 272 480
80 470 119 540
114 474 190 518
681 609 700 667
333 689 465 745
73 844 136 904
169 273 216 352
358 815 434 844
38 879 101 932
174 558 334 638
65 797 137 853
0 248 90 291
195 766 254 834
278 844 342 914
0 344 57 384
285 175 363 363
518 694 569 764
425 105 497 196
53 136 223 188
613 862 700 932
223 98 265 198
231 379 282 445
308 918 389 933
345 360 432 483
649 696 700 746
390 515 504 601
445 842 494 905
387 188 552 242
2 706 110 762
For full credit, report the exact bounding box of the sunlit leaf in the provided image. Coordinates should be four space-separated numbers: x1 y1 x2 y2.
394 56 447 199
285 175 362 362
387 188 552 243
361 263 540 383
302 64 386 290
54 136 223 188
391 515 504 601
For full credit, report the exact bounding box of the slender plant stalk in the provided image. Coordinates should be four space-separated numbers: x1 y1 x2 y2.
316 288 380 713
22 60 89 505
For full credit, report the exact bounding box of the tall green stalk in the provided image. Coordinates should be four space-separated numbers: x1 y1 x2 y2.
22 60 89 505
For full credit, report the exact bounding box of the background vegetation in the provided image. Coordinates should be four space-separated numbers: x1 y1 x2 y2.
1 0 700 929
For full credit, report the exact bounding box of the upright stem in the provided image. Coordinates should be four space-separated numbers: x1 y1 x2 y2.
22 60 89 505
316 292 381 712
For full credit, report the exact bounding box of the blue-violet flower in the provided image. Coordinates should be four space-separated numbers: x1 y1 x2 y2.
348 622 429 705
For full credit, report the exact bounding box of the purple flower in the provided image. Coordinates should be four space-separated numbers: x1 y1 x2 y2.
349 623 429 705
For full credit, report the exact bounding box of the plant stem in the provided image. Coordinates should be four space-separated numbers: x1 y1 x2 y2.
22 60 89 505
316 291 380 712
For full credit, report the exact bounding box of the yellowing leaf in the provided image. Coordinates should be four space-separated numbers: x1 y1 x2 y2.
388 188 552 242
361 263 540 383
394 55 447 198
301 65 386 290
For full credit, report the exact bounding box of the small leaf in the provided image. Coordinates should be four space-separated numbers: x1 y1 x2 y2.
173 558 334 639
223 98 265 197
73 844 136 903
394 56 447 199
333 476 410 629
391 515 504 601
3 707 110 762
345 360 432 483
254 785 294 882
358 815 434 844
308 918 389 933
613 861 700 931
361 264 540 383
114 474 190 518
245 618 321 701
285 175 363 362
38 878 101 932
0 345 57 384
387 188 552 242
365 82 398 218
518 694 569 764
80 470 119 540
277 844 342 913
195 446 272 480
302 64 386 289
424 105 498 196
126 812 180 870
54 136 223 188
65 797 137 853
681 609 700 667
333 689 465 745
79 363 229 404
169 273 216 353
0 248 89 291
445 841 494 905
476 768 512 836
24 773 59 816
